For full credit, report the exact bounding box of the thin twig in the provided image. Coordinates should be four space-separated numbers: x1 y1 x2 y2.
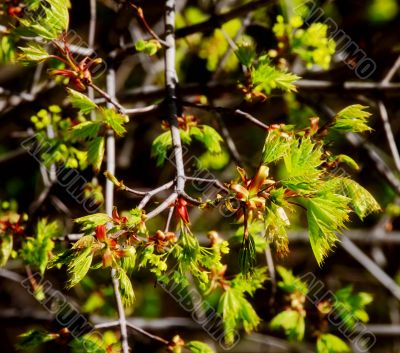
378 100 400 172
129 4 169 47
164 206 174 232
340 237 400 301
382 54 400 84
138 181 174 209
126 322 169 345
146 192 179 220
125 104 159 115
89 82 127 114
182 100 269 130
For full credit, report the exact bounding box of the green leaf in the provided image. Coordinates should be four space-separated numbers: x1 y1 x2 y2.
116 268 135 307
0 35 16 64
336 154 359 171
20 219 59 274
72 121 101 140
187 341 215 353
251 55 300 94
18 43 49 64
88 137 105 172
191 125 223 154
270 309 305 341
101 108 128 137
67 236 94 288
262 129 290 164
17 329 57 350
276 266 308 295
317 334 350 353
151 131 172 166
333 105 372 133
70 336 107 353
281 138 323 191
232 267 267 295
17 0 70 40
75 213 112 233
0 232 13 267
340 179 380 220
235 43 256 67
67 88 98 115
333 286 373 330
239 234 256 274
306 192 350 265
218 287 260 345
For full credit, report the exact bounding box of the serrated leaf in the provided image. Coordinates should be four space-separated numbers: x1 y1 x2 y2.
67 240 94 288
218 287 260 345
333 286 373 330
20 219 59 274
88 136 105 172
17 0 70 40
251 55 300 94
231 267 267 295
270 309 305 341
306 193 350 265
281 138 323 191
18 43 49 64
72 121 101 140
262 129 290 164
276 266 308 295
101 108 128 137
187 341 215 353
317 334 350 353
340 179 380 220
116 268 135 307
67 88 97 115
192 125 223 154
74 213 112 233
151 131 172 166
333 105 372 133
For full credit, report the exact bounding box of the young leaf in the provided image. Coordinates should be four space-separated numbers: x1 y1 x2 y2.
251 55 300 94
74 213 112 233
67 88 98 115
88 136 105 171
18 43 49 64
270 309 305 341
333 105 372 133
281 138 323 191
72 121 101 140
116 267 135 306
340 178 380 220
239 234 256 274
276 266 308 295
317 334 350 353
306 192 350 265
262 129 290 164
101 108 128 137
67 241 94 288
151 131 172 166
333 286 373 330
17 329 57 350
218 287 260 345
0 232 13 267
187 341 215 353
191 125 223 154
20 219 60 274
